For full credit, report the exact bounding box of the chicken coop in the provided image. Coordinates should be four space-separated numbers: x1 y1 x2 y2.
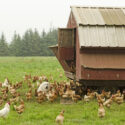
50 6 125 87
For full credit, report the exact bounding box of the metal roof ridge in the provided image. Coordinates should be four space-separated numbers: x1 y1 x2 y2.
70 6 125 9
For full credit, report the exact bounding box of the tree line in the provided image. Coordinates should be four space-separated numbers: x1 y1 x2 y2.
0 28 57 56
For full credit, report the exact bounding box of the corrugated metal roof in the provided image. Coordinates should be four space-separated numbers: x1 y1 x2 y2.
71 6 125 47
71 6 125 25
78 25 125 47
81 53 125 69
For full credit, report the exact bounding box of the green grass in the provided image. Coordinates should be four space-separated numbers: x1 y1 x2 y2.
0 57 124 125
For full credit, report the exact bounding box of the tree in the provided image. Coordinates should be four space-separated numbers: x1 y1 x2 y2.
41 29 46 37
9 32 23 56
7 27 58 56
0 33 9 56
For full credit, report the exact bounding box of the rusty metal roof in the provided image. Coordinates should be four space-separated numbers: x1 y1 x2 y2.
71 6 125 25
71 6 125 47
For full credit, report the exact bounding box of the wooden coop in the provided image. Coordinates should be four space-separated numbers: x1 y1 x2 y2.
50 6 125 87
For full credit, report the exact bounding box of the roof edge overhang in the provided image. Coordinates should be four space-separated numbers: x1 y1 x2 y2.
82 66 125 70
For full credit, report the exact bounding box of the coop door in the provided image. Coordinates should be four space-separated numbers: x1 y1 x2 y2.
58 28 75 60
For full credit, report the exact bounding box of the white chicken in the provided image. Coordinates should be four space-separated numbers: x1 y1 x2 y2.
2 78 10 88
0 102 10 118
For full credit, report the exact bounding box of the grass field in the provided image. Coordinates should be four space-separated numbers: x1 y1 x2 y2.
0 57 125 125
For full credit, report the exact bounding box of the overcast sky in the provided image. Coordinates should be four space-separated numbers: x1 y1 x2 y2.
0 0 125 42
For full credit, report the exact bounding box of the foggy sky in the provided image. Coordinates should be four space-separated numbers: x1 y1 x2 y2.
0 0 125 42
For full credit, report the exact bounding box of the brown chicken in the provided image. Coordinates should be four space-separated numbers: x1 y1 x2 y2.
98 103 105 118
27 81 32 88
15 81 23 89
72 94 81 102
114 90 121 97
63 85 75 98
24 74 31 81
87 91 96 99
101 90 111 99
103 96 113 108
97 95 105 104
9 86 16 95
46 91 58 102
32 76 39 82
2 92 8 101
1 87 8 94
14 99 25 114
36 91 46 103
56 110 64 125
26 88 32 100
112 94 124 104
9 96 20 104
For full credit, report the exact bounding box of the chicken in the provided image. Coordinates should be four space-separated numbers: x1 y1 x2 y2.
27 81 32 88
101 90 111 99
2 78 10 88
72 94 81 102
97 95 105 104
63 85 75 98
112 94 124 104
10 89 19 98
32 76 39 82
87 91 96 99
39 75 48 81
9 86 16 95
58 87 65 97
46 91 58 102
14 99 25 114
84 95 91 102
9 97 19 104
103 97 113 108
24 74 31 81
36 91 46 103
98 103 105 118
2 92 8 101
0 102 10 118
114 90 121 97
1 87 8 94
26 88 32 100
15 81 23 89
56 110 64 125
